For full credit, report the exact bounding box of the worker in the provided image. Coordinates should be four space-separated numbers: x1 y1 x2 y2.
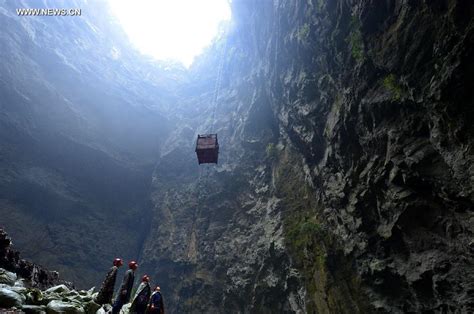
112 260 138 314
95 258 123 305
147 286 165 314
130 275 152 314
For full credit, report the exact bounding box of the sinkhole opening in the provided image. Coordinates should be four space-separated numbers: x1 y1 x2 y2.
108 0 232 67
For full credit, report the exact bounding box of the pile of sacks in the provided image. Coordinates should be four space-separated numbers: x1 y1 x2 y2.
0 267 103 313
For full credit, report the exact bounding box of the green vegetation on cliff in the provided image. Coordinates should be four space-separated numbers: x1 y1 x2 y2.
273 146 369 313
382 74 405 100
348 16 364 62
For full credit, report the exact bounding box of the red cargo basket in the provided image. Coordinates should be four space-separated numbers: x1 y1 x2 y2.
195 134 219 164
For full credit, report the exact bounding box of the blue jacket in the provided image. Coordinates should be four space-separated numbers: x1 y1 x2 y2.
148 291 164 313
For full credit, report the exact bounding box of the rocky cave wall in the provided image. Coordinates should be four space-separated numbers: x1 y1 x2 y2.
142 0 474 313
268 0 474 312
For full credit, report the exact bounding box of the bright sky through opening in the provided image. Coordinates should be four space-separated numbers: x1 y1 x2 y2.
109 0 231 67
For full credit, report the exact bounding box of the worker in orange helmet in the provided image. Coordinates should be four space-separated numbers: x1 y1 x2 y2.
130 275 152 314
112 260 138 313
95 258 123 305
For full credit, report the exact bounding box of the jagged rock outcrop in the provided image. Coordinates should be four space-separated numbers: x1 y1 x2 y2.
0 229 69 289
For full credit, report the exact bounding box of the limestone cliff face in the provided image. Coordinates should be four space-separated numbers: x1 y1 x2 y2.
142 0 474 313
268 1 474 312
0 0 473 313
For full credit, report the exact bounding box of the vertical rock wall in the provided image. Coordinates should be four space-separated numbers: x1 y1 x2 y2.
143 0 473 312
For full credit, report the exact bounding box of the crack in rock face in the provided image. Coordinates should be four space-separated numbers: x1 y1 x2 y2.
0 0 473 313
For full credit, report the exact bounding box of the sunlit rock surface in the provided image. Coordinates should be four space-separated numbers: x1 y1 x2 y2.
0 0 473 313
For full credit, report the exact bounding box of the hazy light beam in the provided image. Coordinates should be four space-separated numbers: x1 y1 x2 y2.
109 0 231 67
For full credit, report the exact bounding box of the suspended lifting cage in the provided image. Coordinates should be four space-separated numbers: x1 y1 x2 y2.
195 134 219 164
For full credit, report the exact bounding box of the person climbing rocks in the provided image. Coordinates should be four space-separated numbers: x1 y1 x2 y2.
147 286 165 314
95 258 123 305
112 260 138 314
130 275 152 314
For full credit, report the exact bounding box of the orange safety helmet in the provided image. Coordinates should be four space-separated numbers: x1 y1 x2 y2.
142 275 150 282
113 258 123 267
128 260 138 270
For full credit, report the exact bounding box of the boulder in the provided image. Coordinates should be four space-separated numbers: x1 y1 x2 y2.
46 300 84 314
0 287 24 308
0 268 17 286
21 304 47 313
